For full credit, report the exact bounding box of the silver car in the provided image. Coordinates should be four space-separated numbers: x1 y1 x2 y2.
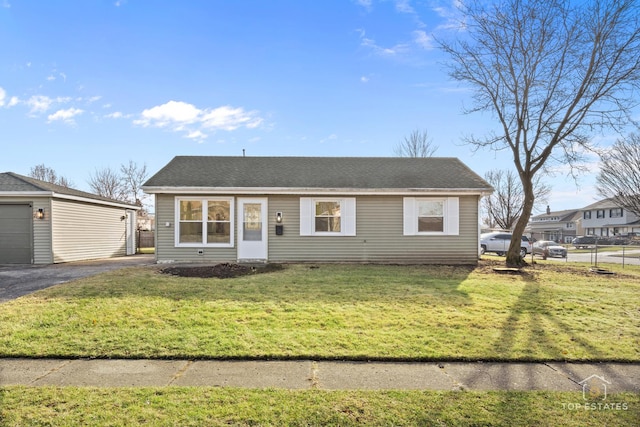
533 240 567 258
480 232 531 258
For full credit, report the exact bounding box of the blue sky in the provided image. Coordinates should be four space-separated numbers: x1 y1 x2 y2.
0 0 616 212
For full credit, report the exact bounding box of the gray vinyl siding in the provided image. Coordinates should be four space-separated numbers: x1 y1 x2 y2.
51 199 128 263
155 194 480 264
32 198 53 264
268 195 479 264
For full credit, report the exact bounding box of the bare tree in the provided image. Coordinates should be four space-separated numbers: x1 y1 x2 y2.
438 0 640 266
394 129 438 157
88 167 127 201
120 160 149 208
596 133 640 216
88 161 149 212
29 164 73 188
483 169 551 230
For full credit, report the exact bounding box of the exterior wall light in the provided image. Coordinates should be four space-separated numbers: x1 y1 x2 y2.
275 212 283 223
36 208 45 220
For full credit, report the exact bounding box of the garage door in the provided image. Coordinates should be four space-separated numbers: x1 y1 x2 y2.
0 204 32 264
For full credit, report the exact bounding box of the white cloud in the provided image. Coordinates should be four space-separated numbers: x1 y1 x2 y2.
355 0 372 10
360 76 370 83
47 107 83 124
395 0 414 14
8 96 19 107
202 105 263 130
187 130 207 141
136 100 201 127
358 29 410 57
105 111 124 119
0 87 5 106
413 30 434 49
46 75 56 81
320 134 338 143
26 95 53 113
134 100 263 140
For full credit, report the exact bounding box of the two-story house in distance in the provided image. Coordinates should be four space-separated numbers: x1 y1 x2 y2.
527 206 581 243
580 198 640 237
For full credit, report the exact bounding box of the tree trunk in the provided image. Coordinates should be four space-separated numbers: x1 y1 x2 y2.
506 179 535 267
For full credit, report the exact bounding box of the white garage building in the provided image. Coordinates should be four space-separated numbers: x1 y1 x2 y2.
0 172 139 264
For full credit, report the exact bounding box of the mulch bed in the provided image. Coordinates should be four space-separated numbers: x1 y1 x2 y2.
160 263 283 279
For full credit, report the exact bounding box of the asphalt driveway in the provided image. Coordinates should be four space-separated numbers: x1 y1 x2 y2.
0 255 155 303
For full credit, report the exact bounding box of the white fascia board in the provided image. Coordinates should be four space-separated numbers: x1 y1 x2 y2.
142 186 492 196
0 190 140 209
52 193 141 210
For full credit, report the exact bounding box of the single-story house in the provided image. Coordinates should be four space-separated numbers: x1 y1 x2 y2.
142 156 492 265
0 172 140 264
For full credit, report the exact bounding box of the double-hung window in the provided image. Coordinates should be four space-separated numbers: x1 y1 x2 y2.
610 208 623 218
403 197 459 235
176 198 234 247
315 201 341 233
300 198 356 236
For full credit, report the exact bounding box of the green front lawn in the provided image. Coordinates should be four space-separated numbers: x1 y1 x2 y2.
1 387 638 427
1 261 638 361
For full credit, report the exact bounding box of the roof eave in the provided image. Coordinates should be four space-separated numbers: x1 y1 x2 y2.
0 190 140 210
142 186 493 196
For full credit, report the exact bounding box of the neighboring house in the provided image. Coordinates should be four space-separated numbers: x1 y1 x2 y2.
142 156 493 265
580 198 640 237
0 172 140 264
526 206 581 243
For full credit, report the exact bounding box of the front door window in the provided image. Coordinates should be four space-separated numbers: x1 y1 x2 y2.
243 203 263 241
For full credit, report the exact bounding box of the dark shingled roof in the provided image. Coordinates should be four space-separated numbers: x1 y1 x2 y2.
143 156 492 191
0 172 140 207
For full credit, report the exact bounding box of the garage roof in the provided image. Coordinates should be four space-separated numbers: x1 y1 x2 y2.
0 172 140 209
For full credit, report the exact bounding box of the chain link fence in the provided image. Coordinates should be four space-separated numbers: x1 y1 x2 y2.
528 232 640 268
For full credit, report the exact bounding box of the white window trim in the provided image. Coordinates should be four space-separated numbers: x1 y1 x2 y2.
403 197 459 236
175 197 235 247
300 197 356 236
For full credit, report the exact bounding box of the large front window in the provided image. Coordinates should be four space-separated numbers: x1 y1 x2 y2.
177 198 233 246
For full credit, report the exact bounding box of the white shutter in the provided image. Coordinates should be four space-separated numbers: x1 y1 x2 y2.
403 197 416 236
299 198 313 236
446 197 459 235
342 198 356 236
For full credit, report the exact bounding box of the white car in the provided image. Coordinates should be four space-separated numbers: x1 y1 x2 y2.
480 232 531 258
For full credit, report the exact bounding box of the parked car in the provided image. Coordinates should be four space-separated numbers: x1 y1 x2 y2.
480 232 531 257
572 236 597 249
532 240 567 258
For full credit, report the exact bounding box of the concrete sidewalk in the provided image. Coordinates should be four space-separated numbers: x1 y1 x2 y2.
1 359 639 392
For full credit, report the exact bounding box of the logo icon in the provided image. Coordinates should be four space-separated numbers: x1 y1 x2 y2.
579 375 610 401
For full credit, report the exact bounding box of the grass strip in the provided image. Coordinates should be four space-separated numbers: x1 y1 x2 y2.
1 387 638 426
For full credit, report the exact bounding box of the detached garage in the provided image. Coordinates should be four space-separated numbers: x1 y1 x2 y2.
0 172 140 264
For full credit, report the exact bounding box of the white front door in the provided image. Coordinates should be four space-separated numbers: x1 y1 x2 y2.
237 198 268 261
